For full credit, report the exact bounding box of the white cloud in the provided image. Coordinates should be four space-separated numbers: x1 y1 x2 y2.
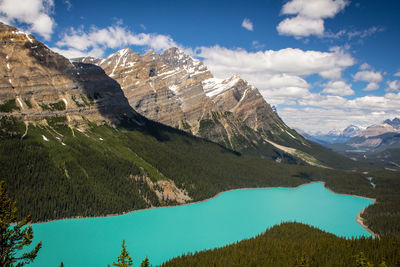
280 106 399 134
63 0 72 11
54 24 178 58
251 40 265 50
363 82 379 91
359 63 371 70
241 18 253 31
198 45 354 78
277 0 349 38
197 45 354 105
0 0 55 40
353 70 383 83
386 80 400 92
321 80 354 96
394 71 400 77
277 16 324 37
347 26 385 40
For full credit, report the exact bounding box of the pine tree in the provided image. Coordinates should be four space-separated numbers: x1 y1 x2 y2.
113 240 133 267
355 252 373 267
141 256 151 267
0 180 42 267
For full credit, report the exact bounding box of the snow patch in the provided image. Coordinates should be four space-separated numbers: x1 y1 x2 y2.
42 135 49 141
110 48 132 76
25 33 33 43
8 79 12 84
203 75 241 97
7 63 10 70
169 85 179 93
62 98 68 106
99 138 104 141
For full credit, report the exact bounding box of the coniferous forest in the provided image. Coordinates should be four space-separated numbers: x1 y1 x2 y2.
161 222 400 267
1 115 400 266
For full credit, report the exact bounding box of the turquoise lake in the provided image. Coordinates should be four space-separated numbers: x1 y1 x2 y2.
28 182 373 266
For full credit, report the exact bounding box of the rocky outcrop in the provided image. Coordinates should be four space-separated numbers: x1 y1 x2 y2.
0 22 140 126
76 47 306 157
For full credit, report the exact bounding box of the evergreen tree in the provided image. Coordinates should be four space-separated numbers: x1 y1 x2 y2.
355 252 373 267
294 253 310 267
141 256 151 267
0 180 42 267
113 240 133 267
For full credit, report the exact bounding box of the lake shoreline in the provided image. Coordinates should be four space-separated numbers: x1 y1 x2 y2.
30 181 377 237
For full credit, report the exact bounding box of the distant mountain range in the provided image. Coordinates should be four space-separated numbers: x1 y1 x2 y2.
297 125 363 145
300 118 400 170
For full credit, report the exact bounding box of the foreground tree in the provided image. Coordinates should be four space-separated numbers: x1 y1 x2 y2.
140 256 151 267
113 240 133 267
0 180 42 266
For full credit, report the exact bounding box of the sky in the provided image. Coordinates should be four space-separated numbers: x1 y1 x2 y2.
1 0 399 134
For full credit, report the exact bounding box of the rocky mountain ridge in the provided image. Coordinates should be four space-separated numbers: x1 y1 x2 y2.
76 47 328 165
0 22 141 127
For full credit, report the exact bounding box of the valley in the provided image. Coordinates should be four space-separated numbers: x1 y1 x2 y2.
0 20 399 267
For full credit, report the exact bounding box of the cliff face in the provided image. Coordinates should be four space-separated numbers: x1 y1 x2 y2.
0 22 139 126
78 47 305 158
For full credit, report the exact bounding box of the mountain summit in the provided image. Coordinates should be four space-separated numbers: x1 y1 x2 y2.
74 47 353 167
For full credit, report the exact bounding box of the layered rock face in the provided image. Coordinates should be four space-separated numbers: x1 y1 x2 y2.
77 47 303 154
0 23 138 126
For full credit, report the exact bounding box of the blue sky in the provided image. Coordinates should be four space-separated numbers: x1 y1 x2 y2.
1 0 399 133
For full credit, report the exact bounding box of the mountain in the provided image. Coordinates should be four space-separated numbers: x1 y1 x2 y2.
304 125 363 144
356 119 400 138
327 118 400 170
384 118 400 130
342 124 362 138
0 22 358 222
75 47 356 168
0 22 375 224
3 22 400 242
0 23 143 127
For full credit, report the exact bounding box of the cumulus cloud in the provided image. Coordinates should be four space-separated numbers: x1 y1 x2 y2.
277 0 349 38
198 45 354 78
353 70 383 83
279 90 400 134
321 80 354 96
363 82 379 91
277 16 324 37
281 105 399 134
241 18 253 31
359 63 371 70
197 45 354 104
198 45 354 103
0 0 55 40
54 24 178 58
386 80 400 92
